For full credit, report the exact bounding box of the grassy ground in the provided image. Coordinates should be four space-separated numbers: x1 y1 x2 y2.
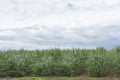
1 77 120 80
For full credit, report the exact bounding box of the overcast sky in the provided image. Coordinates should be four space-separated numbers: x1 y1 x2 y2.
0 0 120 50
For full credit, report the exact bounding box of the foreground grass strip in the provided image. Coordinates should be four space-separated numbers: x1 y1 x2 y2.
1 77 120 80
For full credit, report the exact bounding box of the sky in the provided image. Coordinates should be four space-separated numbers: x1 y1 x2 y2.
0 0 120 50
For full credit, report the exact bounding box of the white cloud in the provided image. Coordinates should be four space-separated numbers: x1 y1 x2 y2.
105 0 120 5
0 0 120 49
0 30 16 36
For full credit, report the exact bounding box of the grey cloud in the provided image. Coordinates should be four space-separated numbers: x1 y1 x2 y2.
0 24 120 49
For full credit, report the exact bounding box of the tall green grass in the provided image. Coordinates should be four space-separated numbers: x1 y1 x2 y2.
0 47 120 77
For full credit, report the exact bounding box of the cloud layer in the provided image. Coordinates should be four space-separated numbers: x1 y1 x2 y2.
0 0 120 49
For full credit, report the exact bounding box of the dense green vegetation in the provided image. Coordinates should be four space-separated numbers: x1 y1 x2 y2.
0 46 120 77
